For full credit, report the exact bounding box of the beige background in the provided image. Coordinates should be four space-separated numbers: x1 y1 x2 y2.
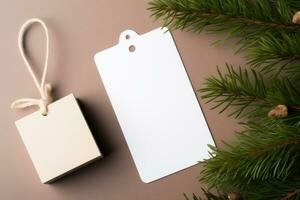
0 1 244 199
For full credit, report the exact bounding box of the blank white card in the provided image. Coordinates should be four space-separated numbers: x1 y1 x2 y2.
94 27 215 183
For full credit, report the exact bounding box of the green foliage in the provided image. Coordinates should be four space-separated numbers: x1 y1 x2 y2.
149 0 298 32
200 121 300 190
200 64 268 118
200 64 300 118
183 189 227 200
149 0 300 199
148 0 300 78
246 32 300 79
246 178 300 199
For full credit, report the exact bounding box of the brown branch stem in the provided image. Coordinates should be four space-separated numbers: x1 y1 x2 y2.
221 92 300 111
281 188 300 200
249 139 300 156
157 2 300 31
196 11 297 30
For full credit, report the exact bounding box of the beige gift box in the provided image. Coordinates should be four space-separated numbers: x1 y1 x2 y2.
15 94 102 183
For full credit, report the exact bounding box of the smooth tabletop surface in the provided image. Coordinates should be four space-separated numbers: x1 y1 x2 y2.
0 1 244 199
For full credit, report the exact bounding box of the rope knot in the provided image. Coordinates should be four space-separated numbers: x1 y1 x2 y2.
39 83 53 115
11 83 53 116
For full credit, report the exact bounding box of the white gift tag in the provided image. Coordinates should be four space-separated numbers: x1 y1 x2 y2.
12 18 101 183
94 27 215 183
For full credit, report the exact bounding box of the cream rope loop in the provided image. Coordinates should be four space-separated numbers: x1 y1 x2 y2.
11 18 53 116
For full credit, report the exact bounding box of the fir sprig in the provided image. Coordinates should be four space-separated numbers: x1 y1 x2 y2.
149 0 300 78
200 121 300 191
246 178 300 199
200 65 300 118
200 64 268 118
148 0 299 32
184 189 227 200
247 32 300 78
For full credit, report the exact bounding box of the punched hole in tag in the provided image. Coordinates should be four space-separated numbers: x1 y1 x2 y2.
129 45 135 52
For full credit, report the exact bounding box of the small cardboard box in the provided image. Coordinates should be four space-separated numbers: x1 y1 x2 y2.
15 94 102 183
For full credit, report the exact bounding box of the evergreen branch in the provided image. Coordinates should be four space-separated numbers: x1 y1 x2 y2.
247 32 300 78
184 189 227 200
285 1 300 11
148 0 300 37
149 0 300 77
281 188 300 200
245 178 300 200
200 65 300 118
200 121 300 191
200 64 268 118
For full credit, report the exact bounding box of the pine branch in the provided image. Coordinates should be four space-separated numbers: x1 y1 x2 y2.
148 0 298 31
149 0 300 77
200 121 300 191
247 32 300 78
285 0 300 11
281 188 300 200
245 178 300 200
200 65 300 118
200 64 268 118
184 189 227 200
